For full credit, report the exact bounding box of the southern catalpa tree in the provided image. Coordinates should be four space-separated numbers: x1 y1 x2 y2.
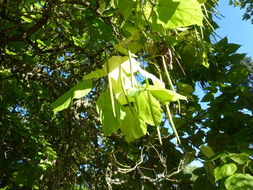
1 0 252 189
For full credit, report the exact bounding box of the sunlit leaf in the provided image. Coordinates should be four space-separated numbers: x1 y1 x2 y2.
51 80 92 113
145 0 203 30
214 163 237 181
227 153 250 164
225 174 253 190
146 85 187 103
135 90 162 126
120 106 147 142
107 56 140 105
83 68 107 80
117 0 134 19
96 90 124 135
126 88 143 97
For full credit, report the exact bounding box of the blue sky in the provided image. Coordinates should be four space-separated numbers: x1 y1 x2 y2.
214 1 253 57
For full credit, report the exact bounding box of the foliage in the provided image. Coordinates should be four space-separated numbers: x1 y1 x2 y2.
230 0 253 23
0 0 252 189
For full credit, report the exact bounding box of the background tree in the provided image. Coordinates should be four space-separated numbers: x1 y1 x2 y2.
0 0 252 189
230 0 253 23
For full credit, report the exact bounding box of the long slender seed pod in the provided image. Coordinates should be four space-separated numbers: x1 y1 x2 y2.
105 55 116 118
145 79 162 145
128 50 134 88
119 65 136 117
166 105 181 145
162 56 181 144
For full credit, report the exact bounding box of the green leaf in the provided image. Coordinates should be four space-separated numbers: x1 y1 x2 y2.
145 0 203 30
214 163 237 181
126 88 143 97
225 174 253 190
216 37 228 47
21 16 33 23
146 85 187 103
216 37 241 55
197 0 206 3
120 106 147 142
83 68 107 80
135 90 162 126
114 36 142 55
207 152 227 162
193 176 218 190
227 153 250 164
50 80 92 113
229 53 246 64
204 162 215 185
177 82 194 94
201 145 215 158
0 69 12 77
5 48 17 55
107 56 140 105
226 43 241 54
114 43 128 55
96 90 124 135
117 0 134 19
227 65 248 84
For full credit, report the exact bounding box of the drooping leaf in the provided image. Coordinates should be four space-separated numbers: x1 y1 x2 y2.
229 53 246 64
227 64 248 84
117 0 134 19
114 29 142 54
225 174 253 190
227 153 250 164
200 145 215 158
96 90 124 135
193 176 218 190
177 82 194 94
83 68 107 80
135 90 162 126
126 88 144 97
146 85 187 103
214 163 237 181
144 0 203 30
114 39 142 55
225 43 241 54
120 106 147 142
204 162 215 185
51 80 92 113
107 56 140 105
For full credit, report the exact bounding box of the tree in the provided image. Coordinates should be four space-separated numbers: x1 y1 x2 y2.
230 0 253 23
0 0 252 189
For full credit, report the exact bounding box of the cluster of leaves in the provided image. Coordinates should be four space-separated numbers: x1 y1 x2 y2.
241 57 253 92
1 0 253 189
230 0 253 23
